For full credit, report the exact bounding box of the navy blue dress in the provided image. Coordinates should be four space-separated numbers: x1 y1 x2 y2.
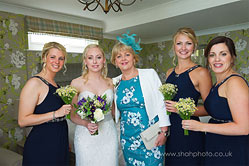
165 65 205 166
204 74 249 166
22 76 69 166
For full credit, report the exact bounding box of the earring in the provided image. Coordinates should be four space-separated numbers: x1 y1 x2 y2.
43 62 46 69
173 55 177 66
84 65 88 70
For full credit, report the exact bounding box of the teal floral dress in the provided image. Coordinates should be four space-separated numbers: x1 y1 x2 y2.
116 76 165 166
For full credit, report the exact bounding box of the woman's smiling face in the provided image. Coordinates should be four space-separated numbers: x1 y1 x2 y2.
208 43 234 74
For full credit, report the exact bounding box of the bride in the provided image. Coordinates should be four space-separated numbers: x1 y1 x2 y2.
70 44 118 166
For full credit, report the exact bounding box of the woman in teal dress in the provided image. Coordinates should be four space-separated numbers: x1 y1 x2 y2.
111 32 171 166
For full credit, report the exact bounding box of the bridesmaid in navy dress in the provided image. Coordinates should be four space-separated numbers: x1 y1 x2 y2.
18 42 71 166
165 27 212 165
182 36 249 165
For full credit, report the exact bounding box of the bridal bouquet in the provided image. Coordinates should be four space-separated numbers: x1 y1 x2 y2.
159 83 178 115
175 97 197 135
55 85 77 119
75 94 110 135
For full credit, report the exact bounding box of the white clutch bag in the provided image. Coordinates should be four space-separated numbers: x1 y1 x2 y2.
140 121 160 150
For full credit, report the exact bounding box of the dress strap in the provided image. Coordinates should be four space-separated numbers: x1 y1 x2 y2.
32 76 50 86
216 74 248 88
187 65 201 73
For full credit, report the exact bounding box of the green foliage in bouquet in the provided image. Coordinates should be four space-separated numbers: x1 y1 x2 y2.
159 83 178 115
55 85 77 119
175 97 197 135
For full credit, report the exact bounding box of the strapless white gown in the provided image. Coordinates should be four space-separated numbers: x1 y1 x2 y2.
74 89 118 166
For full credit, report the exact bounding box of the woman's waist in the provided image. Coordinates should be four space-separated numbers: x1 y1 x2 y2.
209 117 232 123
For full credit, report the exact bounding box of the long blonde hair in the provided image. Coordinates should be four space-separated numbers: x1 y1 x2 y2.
82 44 108 82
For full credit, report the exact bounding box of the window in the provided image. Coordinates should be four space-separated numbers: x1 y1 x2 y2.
28 32 98 53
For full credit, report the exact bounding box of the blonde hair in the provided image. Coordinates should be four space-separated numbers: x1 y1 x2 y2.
41 42 67 73
172 27 198 66
111 42 139 66
82 44 108 82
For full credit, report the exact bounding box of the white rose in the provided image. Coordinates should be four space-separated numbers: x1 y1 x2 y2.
77 111 85 119
94 108 104 122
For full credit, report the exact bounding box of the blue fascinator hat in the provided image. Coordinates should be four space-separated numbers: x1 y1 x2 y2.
116 31 142 54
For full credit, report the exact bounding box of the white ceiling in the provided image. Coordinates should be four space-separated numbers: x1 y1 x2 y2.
0 0 248 43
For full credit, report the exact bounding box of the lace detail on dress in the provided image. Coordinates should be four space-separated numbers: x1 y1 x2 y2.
74 89 118 166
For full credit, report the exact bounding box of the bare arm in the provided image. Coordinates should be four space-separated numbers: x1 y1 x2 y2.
193 68 212 116
183 77 249 135
18 79 71 127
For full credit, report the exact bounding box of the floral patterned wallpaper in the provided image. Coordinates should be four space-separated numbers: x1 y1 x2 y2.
0 11 27 150
138 30 249 83
0 10 248 151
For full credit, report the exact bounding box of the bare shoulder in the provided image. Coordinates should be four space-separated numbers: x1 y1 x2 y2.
166 67 174 78
106 77 114 88
227 75 248 90
20 77 43 96
225 75 249 101
71 76 84 89
106 77 113 83
24 77 43 90
194 66 210 77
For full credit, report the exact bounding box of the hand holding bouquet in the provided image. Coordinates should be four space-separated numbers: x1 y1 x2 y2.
55 85 77 119
175 97 197 135
75 94 110 135
159 83 178 115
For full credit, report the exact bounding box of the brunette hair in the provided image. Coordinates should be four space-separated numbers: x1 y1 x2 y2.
204 36 237 67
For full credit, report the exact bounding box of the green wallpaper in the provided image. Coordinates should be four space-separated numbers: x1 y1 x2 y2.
0 10 248 150
139 30 249 82
0 11 27 149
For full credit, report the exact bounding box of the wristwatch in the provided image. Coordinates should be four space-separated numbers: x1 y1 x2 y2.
158 128 170 137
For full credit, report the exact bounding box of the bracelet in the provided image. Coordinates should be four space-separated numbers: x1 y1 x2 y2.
158 130 170 137
53 111 55 120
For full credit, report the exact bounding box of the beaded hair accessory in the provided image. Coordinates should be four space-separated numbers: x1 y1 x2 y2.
116 31 142 54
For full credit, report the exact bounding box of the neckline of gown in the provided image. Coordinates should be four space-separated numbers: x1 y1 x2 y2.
79 88 113 97
173 65 200 77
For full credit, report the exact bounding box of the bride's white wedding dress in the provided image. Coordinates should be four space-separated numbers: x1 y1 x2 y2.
74 89 118 166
